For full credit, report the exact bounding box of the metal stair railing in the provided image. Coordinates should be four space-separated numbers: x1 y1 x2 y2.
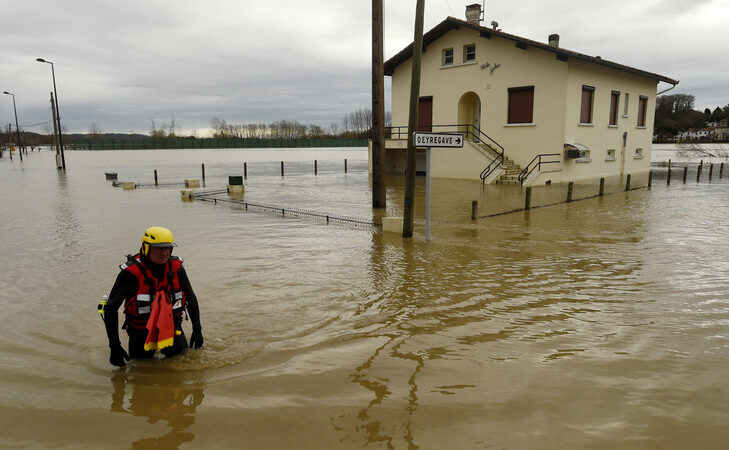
518 153 561 185
386 124 502 154
385 124 505 183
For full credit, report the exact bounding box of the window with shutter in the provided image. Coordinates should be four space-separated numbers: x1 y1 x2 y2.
609 91 620 126
508 86 534 124
637 96 648 127
580 86 595 124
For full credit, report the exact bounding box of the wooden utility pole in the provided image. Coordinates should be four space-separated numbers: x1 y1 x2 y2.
371 0 386 208
402 0 425 237
50 92 61 162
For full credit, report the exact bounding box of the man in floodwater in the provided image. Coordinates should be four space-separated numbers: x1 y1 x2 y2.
103 226 203 367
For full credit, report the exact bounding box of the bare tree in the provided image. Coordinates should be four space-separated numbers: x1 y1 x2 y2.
677 142 716 160
89 122 103 138
149 119 167 138
340 108 374 138
168 113 176 137
308 124 324 138
209 117 221 136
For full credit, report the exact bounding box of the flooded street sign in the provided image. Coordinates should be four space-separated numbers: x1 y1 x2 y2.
413 132 464 148
414 132 464 241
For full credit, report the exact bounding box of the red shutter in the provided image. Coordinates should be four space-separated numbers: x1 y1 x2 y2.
637 97 647 127
609 92 619 125
580 87 593 123
508 87 534 124
418 97 433 131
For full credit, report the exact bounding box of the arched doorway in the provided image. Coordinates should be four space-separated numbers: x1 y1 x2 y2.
458 92 481 141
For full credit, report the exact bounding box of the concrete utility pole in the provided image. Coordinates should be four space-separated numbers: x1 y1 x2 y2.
3 91 22 162
371 0 386 209
37 58 65 170
402 0 425 237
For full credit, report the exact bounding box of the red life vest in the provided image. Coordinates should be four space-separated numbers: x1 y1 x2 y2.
120 254 186 331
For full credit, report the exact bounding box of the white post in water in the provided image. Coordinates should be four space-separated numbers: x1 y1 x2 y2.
425 147 431 240
413 131 464 241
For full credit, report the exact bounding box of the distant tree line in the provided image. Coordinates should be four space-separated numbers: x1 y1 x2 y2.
1 123 67 147
208 108 391 140
654 94 729 140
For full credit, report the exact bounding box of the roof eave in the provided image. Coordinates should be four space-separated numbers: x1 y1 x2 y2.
383 17 678 85
384 17 458 76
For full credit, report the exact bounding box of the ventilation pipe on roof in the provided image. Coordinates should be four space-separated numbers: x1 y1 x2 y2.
465 3 482 25
548 34 559 48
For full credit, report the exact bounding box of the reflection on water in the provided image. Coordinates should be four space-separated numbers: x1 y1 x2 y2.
1 149 729 448
55 171 82 257
336 221 654 446
111 370 204 449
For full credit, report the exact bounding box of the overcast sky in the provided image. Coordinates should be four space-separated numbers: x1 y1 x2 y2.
1 0 727 135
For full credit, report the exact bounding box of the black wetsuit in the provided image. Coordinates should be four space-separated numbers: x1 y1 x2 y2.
104 257 202 359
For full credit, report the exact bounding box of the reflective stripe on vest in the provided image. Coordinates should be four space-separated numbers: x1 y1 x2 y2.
136 293 152 314
173 291 183 309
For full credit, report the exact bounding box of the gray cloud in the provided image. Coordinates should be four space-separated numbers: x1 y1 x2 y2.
1 0 726 134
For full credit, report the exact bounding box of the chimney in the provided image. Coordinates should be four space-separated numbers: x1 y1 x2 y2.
548 34 559 48
465 4 482 25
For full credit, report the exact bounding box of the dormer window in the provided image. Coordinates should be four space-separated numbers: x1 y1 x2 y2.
464 44 476 62
443 48 454 65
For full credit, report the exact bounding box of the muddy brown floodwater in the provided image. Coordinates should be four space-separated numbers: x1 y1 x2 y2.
1 149 729 449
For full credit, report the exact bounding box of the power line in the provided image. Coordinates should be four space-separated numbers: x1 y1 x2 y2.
19 120 52 128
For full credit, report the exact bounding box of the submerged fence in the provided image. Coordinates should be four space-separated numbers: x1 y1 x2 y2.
108 159 361 189
469 161 728 219
192 189 376 229
75 137 367 150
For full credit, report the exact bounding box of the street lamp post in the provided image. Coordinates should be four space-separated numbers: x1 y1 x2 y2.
2 91 23 162
36 58 65 170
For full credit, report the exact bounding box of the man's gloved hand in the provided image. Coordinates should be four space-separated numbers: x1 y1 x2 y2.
190 328 204 349
109 343 130 367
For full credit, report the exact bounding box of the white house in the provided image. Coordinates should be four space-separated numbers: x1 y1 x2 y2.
677 128 713 140
371 4 678 185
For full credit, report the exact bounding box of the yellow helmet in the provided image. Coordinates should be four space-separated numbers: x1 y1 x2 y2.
141 226 177 256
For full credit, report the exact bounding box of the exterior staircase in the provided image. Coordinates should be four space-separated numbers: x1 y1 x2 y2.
473 139 523 184
495 155 523 184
